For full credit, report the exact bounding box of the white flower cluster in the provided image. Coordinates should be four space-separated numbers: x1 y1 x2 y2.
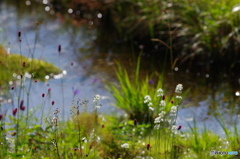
144 95 151 103
171 125 178 134
93 94 101 103
157 88 164 97
89 129 101 143
170 106 177 115
52 116 58 126
159 100 166 107
176 96 182 100
121 143 129 148
175 84 183 94
95 105 101 109
154 111 166 129
144 95 154 111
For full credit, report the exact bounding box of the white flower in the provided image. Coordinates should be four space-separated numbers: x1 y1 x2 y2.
172 125 178 130
170 106 177 113
95 105 101 109
154 124 160 130
121 143 129 148
154 116 161 124
147 102 153 107
175 84 183 94
6 48 10 54
52 117 58 123
157 88 164 97
159 100 166 107
149 106 154 111
97 136 101 142
93 94 101 103
144 95 151 103
154 111 165 124
171 125 178 134
158 111 166 117
176 96 182 100
82 137 87 143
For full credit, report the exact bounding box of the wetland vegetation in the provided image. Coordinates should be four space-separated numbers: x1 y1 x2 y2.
0 0 239 158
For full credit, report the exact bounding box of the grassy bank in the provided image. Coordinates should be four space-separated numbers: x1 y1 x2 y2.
0 83 239 158
0 52 239 158
0 45 61 84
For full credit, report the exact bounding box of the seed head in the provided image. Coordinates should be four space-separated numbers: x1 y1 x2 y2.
162 95 165 100
146 144 150 150
134 119 137 126
20 100 24 108
22 61 26 67
58 45 61 53
20 105 25 111
13 108 18 116
18 30 21 38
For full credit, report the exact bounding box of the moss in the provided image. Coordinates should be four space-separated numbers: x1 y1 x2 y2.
0 46 62 86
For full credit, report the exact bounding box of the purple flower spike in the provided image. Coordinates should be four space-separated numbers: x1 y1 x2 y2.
92 78 99 84
148 79 154 84
74 89 79 96
72 87 80 96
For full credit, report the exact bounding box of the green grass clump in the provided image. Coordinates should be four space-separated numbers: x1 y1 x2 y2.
106 56 186 124
0 46 62 86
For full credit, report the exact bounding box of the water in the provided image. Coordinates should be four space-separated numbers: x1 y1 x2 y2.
0 1 118 117
0 1 239 134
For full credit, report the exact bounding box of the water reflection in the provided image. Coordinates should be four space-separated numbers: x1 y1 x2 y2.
0 1 117 117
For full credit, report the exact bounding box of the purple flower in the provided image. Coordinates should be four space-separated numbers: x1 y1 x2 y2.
148 79 154 84
92 78 99 84
72 87 80 96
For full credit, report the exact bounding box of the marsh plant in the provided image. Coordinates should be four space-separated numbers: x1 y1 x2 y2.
143 84 183 158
